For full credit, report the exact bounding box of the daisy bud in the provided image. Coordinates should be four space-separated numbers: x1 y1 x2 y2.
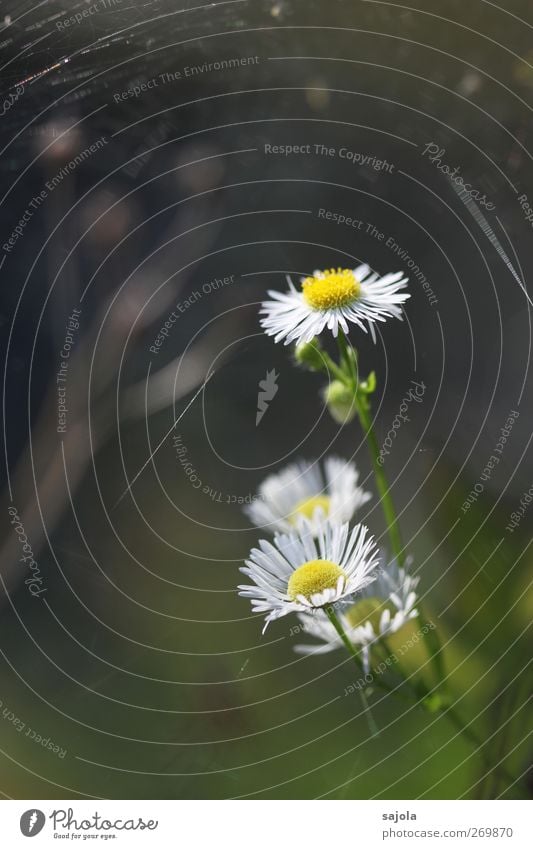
323 380 357 425
294 339 325 371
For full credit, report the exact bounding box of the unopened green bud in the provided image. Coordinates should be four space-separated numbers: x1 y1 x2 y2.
294 339 325 371
359 370 377 395
323 380 357 425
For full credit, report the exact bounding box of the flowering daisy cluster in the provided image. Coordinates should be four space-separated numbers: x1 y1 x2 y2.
232 260 519 767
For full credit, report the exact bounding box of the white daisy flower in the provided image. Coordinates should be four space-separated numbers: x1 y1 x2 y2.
260 265 410 345
244 456 371 535
293 560 419 672
239 520 380 633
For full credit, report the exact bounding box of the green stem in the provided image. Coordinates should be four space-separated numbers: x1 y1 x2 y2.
380 636 521 789
379 638 522 789
379 636 428 698
331 333 522 789
356 401 406 568
337 331 447 687
337 331 405 566
441 705 521 790
321 350 348 385
327 611 520 790
325 606 380 737
445 706 485 749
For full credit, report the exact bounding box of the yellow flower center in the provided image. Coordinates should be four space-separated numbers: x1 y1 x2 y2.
302 268 361 310
287 559 346 601
345 597 393 631
289 495 331 525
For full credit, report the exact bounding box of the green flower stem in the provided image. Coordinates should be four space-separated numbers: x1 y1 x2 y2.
336 331 405 566
325 606 380 737
320 350 350 385
359 393 446 686
323 615 520 789
444 706 485 749
358 388 448 686
379 636 428 695
335 331 447 688
375 638 521 788
356 400 406 567
316 335 523 790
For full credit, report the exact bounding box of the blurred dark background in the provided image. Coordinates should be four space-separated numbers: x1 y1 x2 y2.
0 0 531 799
